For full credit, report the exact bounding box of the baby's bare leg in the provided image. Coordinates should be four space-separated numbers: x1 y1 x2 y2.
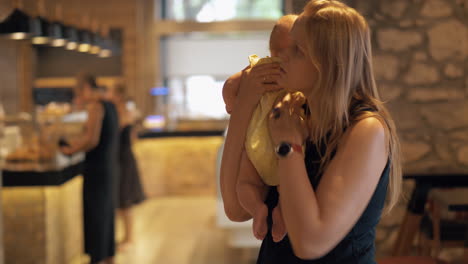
272 200 287 242
237 150 269 240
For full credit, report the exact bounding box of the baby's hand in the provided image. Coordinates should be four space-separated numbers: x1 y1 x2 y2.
253 203 269 240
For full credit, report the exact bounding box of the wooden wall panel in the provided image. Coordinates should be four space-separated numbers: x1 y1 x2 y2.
1 0 151 114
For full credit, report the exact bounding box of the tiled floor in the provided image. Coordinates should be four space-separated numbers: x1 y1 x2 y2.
114 196 465 264
115 196 258 264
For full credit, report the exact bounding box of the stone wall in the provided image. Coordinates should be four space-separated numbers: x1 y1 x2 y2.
355 0 467 259
292 0 467 173
366 0 468 174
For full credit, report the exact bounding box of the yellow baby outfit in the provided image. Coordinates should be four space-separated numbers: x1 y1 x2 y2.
244 55 288 186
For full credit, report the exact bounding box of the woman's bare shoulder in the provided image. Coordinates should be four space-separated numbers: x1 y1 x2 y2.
332 116 387 164
345 117 385 144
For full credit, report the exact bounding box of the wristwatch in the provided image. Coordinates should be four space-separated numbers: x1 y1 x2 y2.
275 142 303 158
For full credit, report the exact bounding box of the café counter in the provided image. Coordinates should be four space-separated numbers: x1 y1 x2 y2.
1 154 85 264
135 130 225 197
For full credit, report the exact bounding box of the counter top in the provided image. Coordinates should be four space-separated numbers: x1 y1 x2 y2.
2 153 84 187
138 130 224 139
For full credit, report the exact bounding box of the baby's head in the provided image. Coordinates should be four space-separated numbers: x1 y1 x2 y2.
222 15 298 114
269 14 298 57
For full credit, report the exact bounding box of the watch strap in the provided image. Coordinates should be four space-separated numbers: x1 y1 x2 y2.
291 143 303 154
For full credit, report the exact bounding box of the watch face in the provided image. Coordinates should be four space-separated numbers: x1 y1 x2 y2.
277 143 291 157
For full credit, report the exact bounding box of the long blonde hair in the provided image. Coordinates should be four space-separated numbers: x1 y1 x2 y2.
302 0 402 213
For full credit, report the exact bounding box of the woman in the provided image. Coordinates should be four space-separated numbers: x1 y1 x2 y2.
60 73 119 264
222 1 402 263
108 83 146 250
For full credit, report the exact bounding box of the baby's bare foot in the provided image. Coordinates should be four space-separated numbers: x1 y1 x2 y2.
253 203 268 240
272 205 287 242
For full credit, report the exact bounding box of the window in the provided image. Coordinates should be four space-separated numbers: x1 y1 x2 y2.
164 0 283 21
161 31 271 120
155 1 283 127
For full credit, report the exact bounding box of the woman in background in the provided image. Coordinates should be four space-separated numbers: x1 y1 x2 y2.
61 73 119 264
108 82 146 250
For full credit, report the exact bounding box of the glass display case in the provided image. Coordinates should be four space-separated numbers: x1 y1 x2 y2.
2 102 85 166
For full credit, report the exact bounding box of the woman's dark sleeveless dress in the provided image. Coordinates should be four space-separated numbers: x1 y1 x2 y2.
257 135 390 264
83 100 119 263
117 125 146 209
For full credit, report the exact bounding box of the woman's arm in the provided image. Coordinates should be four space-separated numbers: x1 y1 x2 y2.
61 102 104 154
276 118 387 259
220 63 282 222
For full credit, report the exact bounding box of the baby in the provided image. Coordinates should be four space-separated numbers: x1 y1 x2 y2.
223 15 299 243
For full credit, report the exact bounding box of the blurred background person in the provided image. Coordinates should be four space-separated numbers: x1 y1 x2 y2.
107 82 146 251
60 73 120 264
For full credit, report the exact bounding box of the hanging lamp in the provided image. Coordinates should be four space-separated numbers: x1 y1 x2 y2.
77 29 92 52
63 16 79 50
49 4 67 47
98 25 112 58
77 15 91 53
64 25 79 50
89 19 101 54
0 0 38 39
31 0 51 45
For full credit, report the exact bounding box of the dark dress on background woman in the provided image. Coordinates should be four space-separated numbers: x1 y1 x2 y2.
257 114 390 264
118 125 146 209
83 100 119 263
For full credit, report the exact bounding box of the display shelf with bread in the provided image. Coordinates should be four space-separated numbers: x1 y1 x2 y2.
1 105 86 180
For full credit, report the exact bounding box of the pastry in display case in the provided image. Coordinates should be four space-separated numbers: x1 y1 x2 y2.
3 102 86 164
4 120 55 163
5 135 55 162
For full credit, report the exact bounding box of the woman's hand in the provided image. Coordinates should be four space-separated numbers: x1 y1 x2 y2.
236 63 283 109
268 92 308 146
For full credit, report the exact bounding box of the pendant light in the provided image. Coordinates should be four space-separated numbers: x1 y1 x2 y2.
0 0 38 39
98 25 112 58
98 39 112 57
31 0 51 45
63 16 79 50
77 15 91 53
89 19 101 54
64 25 79 50
49 4 67 47
90 33 102 54
78 29 92 52
31 17 50 45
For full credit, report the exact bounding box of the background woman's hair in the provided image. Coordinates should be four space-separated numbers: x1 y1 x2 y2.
76 72 99 90
301 0 402 213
